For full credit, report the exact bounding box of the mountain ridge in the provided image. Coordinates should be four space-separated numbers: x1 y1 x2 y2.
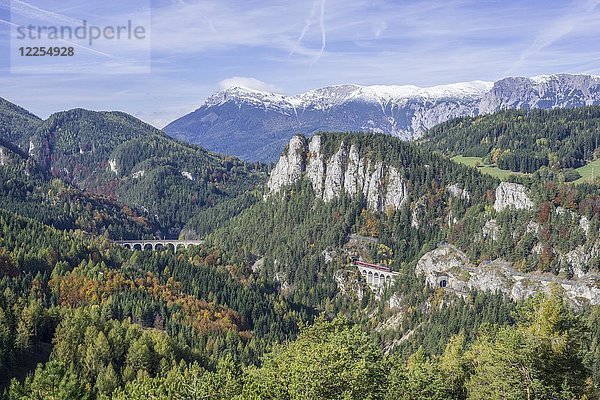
165 73 600 162
0 96 42 148
204 80 495 110
0 101 266 236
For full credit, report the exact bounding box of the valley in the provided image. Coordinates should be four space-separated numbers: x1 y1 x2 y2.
2 0 599 397
0 91 599 399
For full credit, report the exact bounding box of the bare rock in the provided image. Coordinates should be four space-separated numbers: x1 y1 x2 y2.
493 182 533 212
416 244 600 306
266 135 307 193
482 219 499 240
266 135 409 212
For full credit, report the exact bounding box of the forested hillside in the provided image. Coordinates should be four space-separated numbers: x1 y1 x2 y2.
1 200 597 398
0 207 312 396
28 108 267 234
0 97 41 146
202 133 499 308
0 206 598 399
0 100 307 397
108 299 600 400
423 106 600 175
202 132 599 362
207 133 599 298
0 102 267 236
0 162 156 239
1 97 599 398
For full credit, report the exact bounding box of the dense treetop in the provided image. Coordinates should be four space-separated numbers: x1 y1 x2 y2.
0 97 599 398
422 106 600 173
0 97 41 146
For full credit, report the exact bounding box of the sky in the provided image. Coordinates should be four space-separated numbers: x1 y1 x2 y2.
0 0 599 128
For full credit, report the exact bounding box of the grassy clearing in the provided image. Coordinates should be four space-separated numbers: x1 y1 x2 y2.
452 155 600 185
451 155 525 180
574 159 600 184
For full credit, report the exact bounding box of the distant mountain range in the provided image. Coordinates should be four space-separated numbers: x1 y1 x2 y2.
164 73 600 162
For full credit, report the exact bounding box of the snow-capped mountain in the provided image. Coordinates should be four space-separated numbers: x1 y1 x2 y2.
164 74 600 162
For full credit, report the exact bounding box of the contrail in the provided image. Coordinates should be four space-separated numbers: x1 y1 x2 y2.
290 0 320 56
6 0 81 25
290 0 327 64
313 0 327 64
0 0 121 58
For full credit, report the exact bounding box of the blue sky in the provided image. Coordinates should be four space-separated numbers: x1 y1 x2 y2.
0 0 599 127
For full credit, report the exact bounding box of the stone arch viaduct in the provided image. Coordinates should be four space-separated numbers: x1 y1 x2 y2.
353 259 398 288
114 239 204 252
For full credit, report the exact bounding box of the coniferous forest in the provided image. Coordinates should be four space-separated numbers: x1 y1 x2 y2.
423 106 600 173
0 96 599 400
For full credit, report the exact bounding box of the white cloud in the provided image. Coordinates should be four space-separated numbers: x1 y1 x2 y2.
218 76 283 93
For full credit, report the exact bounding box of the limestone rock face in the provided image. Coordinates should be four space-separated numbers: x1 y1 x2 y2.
580 216 590 235
493 182 533 212
447 183 471 202
267 135 409 212
411 199 426 228
28 140 35 157
383 166 409 210
323 145 347 202
266 135 307 194
415 244 600 307
343 144 360 197
482 219 499 240
563 247 591 278
388 293 402 309
108 159 119 175
251 257 265 273
526 221 540 235
415 245 472 291
365 162 385 211
306 135 325 196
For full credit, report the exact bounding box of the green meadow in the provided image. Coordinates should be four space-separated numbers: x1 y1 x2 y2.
451 155 526 180
452 155 599 185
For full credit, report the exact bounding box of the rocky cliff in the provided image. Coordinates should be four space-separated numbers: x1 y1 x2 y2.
416 244 600 307
493 182 533 212
267 135 409 212
479 74 600 113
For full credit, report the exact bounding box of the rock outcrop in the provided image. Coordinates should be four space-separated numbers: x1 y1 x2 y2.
447 183 471 202
563 247 590 279
108 159 118 175
416 244 600 307
334 269 367 302
28 140 35 157
267 135 409 212
493 182 533 212
266 135 306 193
482 219 499 240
